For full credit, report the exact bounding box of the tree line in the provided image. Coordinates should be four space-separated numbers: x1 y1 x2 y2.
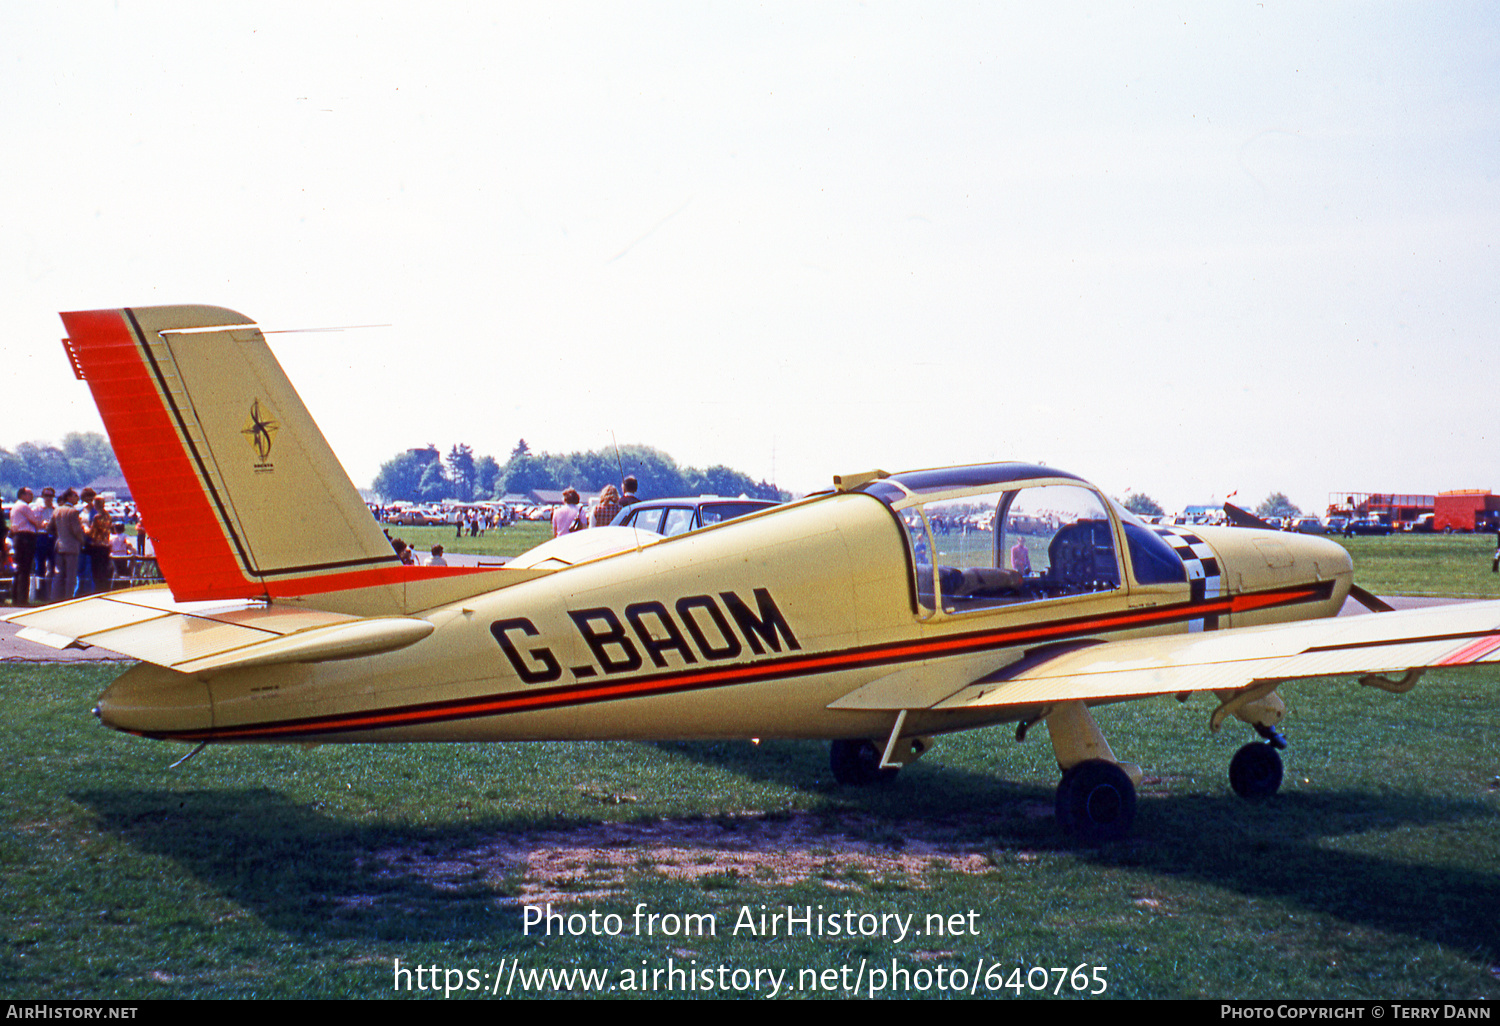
371 440 786 504
0 434 121 497
1122 491 1303 519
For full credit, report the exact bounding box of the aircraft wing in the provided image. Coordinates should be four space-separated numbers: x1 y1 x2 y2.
932 600 1500 712
1 588 435 676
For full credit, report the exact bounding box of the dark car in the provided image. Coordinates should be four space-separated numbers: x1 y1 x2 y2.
610 496 779 537
1344 517 1392 536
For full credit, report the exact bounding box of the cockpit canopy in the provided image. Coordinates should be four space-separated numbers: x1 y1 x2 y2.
855 463 1187 616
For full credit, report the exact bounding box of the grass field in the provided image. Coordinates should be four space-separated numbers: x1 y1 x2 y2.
2 531 1498 1000
1333 533 1500 599
383 521 554 562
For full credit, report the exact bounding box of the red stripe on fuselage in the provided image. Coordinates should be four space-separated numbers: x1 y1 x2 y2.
138 580 1335 742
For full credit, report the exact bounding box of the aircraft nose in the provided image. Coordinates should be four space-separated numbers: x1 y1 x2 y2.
1287 531 1354 581
1200 526 1352 625
96 663 213 737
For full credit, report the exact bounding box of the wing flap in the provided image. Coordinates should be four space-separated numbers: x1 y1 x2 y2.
934 599 1500 710
827 654 1012 710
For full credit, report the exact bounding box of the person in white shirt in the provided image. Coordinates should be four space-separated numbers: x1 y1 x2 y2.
551 488 586 536
9 489 41 606
32 488 56 590
427 544 448 567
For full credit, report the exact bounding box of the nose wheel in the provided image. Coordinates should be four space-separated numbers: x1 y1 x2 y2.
1229 740 1284 799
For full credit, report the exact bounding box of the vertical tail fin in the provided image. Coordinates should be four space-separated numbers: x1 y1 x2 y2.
60 306 486 614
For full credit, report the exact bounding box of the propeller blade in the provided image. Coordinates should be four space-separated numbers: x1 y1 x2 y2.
1348 584 1395 613
1223 502 1276 529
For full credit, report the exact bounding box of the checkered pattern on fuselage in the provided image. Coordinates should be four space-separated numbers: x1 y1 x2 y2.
1151 526 1222 631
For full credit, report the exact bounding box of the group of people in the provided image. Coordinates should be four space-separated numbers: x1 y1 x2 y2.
456 507 509 538
386 537 450 567
6 487 137 607
551 477 641 537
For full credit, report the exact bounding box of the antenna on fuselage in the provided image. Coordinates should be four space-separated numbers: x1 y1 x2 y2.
610 430 642 555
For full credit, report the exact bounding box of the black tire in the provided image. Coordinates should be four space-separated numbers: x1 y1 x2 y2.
1229 742 1283 799
829 739 898 786
1055 759 1136 844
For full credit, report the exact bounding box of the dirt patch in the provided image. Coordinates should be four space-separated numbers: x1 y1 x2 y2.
360 812 1008 906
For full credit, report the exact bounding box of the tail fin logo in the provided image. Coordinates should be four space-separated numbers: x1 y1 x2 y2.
242 399 279 465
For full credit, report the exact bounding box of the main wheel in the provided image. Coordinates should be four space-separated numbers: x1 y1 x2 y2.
1055 759 1136 844
829 739 898 786
1229 742 1283 799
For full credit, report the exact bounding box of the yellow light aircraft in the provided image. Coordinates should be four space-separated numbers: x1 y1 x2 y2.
10 305 1500 843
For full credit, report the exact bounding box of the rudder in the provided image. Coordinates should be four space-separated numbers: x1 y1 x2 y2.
60 306 435 612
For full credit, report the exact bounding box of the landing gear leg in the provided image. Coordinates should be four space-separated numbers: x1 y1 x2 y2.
1045 701 1139 843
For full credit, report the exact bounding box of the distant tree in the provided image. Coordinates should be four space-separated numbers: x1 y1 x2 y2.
372 445 442 502
0 449 21 494
446 444 476 501
1123 492 1165 517
1255 492 1302 519
0 432 121 495
499 446 555 497
61 432 120 483
612 445 688 498
686 465 783 500
376 439 786 503
417 460 452 503
13 442 72 487
474 455 501 498
561 449 619 492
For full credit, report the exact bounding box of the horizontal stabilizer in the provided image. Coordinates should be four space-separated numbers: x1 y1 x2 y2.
3 588 436 676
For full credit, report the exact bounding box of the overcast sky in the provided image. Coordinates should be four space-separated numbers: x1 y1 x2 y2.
3 2 1496 513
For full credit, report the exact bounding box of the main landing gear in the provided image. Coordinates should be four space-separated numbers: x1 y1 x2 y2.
1054 759 1136 845
829 739 899 786
829 715 931 786
1044 701 1141 844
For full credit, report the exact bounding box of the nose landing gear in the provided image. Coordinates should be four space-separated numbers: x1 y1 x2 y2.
1229 722 1286 799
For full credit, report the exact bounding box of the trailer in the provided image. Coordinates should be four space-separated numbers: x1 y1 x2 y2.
1434 490 1500 533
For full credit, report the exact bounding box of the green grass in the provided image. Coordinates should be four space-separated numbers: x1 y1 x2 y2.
4 532 1499 999
382 521 554 562
1332 533 1500 599
2 662 1497 1000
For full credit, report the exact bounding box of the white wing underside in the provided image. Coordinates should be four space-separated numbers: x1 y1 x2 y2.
933 599 1500 710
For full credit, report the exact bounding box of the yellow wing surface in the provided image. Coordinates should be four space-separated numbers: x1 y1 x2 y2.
928 599 1500 713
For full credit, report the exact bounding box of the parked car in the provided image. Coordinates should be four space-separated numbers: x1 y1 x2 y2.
388 506 445 526
1291 517 1326 534
611 496 780 537
1344 517 1392 536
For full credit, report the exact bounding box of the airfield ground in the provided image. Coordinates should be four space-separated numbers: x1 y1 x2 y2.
1 533 1497 999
